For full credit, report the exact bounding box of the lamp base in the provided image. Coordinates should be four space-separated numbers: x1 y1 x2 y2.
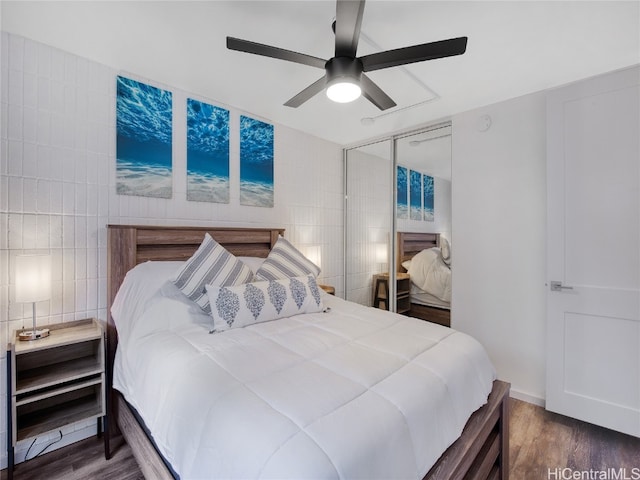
18 328 50 341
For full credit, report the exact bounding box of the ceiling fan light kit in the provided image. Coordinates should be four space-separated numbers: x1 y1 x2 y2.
327 81 361 103
325 56 363 103
227 0 467 111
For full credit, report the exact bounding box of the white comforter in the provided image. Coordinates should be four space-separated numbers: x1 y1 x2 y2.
113 283 495 480
406 248 452 304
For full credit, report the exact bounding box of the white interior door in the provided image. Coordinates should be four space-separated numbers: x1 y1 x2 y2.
546 66 640 437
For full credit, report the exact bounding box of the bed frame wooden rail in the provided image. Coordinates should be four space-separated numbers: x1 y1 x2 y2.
106 225 509 480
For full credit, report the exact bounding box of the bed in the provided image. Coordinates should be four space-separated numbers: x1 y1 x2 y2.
106 224 509 480
397 232 452 327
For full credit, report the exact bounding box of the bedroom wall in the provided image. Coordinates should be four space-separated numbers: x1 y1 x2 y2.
0 32 343 468
451 91 547 404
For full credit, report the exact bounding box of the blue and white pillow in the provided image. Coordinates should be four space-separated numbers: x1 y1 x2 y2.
254 237 320 281
206 275 324 332
171 233 254 314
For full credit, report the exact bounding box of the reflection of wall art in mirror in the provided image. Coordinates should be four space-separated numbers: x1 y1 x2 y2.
396 166 408 219
240 116 274 207
423 174 434 221
116 76 173 198
410 170 422 220
186 99 230 203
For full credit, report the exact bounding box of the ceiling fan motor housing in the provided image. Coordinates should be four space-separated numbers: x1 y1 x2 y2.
326 56 364 84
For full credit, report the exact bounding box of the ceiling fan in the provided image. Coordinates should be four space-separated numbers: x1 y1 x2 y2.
226 0 467 111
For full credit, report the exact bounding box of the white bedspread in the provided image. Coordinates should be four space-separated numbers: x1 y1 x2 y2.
113 291 495 480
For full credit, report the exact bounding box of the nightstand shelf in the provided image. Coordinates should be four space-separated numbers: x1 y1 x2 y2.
372 273 411 314
16 380 104 441
6 318 108 479
319 284 335 295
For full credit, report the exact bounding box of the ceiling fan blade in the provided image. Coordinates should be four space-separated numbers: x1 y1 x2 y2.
360 37 468 72
360 73 396 111
335 0 366 57
227 37 326 69
284 76 327 108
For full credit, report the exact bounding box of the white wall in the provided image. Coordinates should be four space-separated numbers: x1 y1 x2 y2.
0 32 343 468
451 91 547 404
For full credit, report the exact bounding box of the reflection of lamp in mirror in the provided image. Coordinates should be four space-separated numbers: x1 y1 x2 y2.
375 242 388 273
16 254 52 341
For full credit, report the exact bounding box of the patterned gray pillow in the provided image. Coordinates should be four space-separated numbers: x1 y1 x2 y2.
206 275 324 332
171 233 254 314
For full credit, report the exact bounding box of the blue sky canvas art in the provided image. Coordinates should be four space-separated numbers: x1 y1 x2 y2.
410 170 422 220
186 99 230 203
116 76 172 198
240 115 274 207
397 166 408 219
423 174 434 221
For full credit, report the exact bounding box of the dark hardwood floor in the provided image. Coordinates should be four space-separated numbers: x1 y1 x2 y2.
1 435 142 480
509 398 640 478
2 398 639 479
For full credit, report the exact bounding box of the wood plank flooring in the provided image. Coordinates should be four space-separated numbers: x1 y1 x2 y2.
0 435 142 480
509 398 640 478
2 398 639 479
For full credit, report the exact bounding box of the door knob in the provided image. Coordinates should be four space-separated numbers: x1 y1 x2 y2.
550 281 573 292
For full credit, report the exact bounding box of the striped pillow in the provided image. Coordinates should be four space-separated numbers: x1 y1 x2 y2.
171 233 254 314
254 237 320 281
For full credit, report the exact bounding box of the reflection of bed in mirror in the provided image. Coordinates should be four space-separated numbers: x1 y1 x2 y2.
397 232 452 327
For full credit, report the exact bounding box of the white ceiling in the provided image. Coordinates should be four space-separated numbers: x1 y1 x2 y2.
357 125 452 180
2 1 639 146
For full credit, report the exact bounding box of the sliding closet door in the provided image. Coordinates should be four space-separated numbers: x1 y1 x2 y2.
345 140 393 306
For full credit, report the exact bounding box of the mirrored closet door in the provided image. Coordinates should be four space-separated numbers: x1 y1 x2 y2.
395 125 452 244
344 123 452 324
344 139 393 307
394 125 452 325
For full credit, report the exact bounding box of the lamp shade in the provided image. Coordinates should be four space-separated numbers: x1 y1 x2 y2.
15 254 52 303
302 245 322 271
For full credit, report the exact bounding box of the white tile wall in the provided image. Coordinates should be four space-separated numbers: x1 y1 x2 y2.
0 32 343 469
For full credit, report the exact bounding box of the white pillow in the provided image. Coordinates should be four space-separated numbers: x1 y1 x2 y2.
171 233 254 314
254 236 320 281
128 291 212 342
111 260 185 346
206 275 324 332
440 236 451 265
237 256 266 274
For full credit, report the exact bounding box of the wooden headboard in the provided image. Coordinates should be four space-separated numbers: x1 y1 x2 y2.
397 232 440 272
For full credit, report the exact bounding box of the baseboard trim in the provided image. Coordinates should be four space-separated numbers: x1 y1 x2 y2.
510 388 545 407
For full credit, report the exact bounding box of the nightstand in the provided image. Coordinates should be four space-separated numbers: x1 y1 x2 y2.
319 284 335 295
6 318 107 479
372 273 411 314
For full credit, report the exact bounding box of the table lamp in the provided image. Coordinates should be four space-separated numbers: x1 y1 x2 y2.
15 254 52 341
